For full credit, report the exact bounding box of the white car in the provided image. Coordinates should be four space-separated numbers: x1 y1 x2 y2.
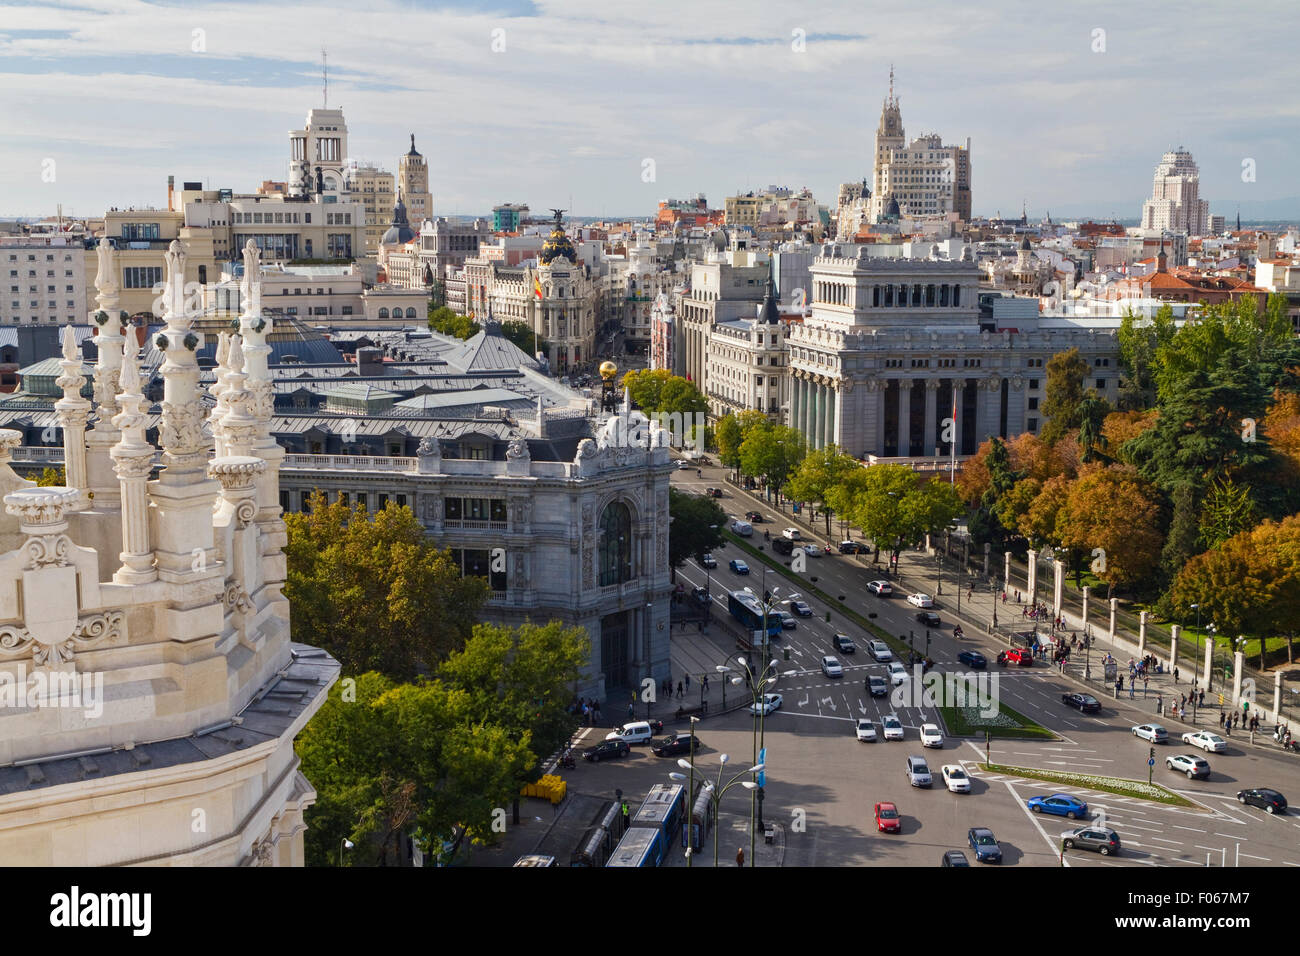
1182 731 1227 753
821 655 844 678
941 764 971 793
676 460 692 470
749 693 783 716
887 661 908 686
920 723 944 748
782 527 802 540
801 544 822 558
882 713 905 740
867 639 893 662
855 719 877 742
867 580 893 596
906 593 934 608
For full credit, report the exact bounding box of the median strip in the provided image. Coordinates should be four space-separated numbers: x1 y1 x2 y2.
978 762 1196 807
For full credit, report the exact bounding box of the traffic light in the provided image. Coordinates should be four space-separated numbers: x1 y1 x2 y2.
1149 746 1155 761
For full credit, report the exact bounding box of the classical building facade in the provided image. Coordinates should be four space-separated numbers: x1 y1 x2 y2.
0 238 338 865
2 236 89 327
704 266 788 419
870 70 971 223
344 163 396 256
288 108 349 201
787 245 1121 456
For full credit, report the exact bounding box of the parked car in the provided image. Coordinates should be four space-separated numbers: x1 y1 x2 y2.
906 593 934 608
701 553 717 569
1027 793 1089 819
833 634 857 654
729 559 750 575
1236 788 1287 814
998 648 1034 667
919 724 944 748
940 850 970 866
1166 754 1211 779
867 580 893 597
781 527 801 540
906 755 933 787
790 600 813 617
887 661 908 685
1062 692 1101 713
855 719 877 742
821 656 844 678
967 827 1002 863
1182 731 1227 753
676 460 692 470
1132 723 1169 743
874 801 901 833
868 639 893 662
583 739 630 762
941 764 971 793
749 693 783 716
1061 826 1121 855
916 611 941 627
957 650 987 670
882 713 905 740
867 675 889 697
651 733 700 757
839 541 869 554
744 511 764 523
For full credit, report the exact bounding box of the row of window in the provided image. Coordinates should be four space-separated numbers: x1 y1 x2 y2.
10 285 75 293
375 307 420 319
9 270 73 277
7 253 74 262
8 301 77 309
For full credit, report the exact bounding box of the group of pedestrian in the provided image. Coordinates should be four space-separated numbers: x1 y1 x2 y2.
570 697 602 725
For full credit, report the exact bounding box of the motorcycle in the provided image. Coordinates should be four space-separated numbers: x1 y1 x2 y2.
559 749 576 769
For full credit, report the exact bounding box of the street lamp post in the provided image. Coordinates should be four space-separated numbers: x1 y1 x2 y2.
733 653 796 865
670 755 762 867
935 550 943 597
339 837 354 868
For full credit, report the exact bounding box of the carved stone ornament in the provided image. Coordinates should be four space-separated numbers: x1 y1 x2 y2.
223 583 253 615
160 400 208 454
506 437 530 460
417 437 440 457
0 609 125 665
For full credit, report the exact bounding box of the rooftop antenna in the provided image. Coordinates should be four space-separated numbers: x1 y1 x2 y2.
322 48 328 109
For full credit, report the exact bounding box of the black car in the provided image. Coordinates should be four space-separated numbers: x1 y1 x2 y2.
833 634 857 654
839 541 869 554
745 511 764 523
583 739 630 762
1062 693 1101 714
1237 788 1288 814
957 650 987 670
916 611 941 627
771 537 795 556
941 850 970 867
652 733 700 757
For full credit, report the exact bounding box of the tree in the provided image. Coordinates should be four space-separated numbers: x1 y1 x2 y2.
35 466 65 487
428 304 479 339
668 488 727 569
284 492 488 680
1040 348 1090 445
1198 476 1257 550
1116 304 1176 411
1103 409 1158 457
1077 395 1110 463
1057 464 1165 597
715 414 743 473
838 465 964 561
738 424 805 500
785 445 860 537
500 320 549 358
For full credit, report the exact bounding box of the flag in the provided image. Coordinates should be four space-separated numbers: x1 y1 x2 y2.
534 274 543 299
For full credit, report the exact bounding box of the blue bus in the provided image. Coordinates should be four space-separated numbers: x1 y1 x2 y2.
728 590 783 640
606 827 665 867
631 783 685 847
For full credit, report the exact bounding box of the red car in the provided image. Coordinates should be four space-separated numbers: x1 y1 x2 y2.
874 801 901 833
998 648 1034 667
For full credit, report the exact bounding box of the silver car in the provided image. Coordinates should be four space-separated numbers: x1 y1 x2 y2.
906 755 933 788
821 655 844 678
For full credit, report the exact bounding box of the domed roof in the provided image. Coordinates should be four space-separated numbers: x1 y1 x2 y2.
710 228 729 251
1019 234 1032 251
885 196 900 218
539 212 576 265
381 197 416 246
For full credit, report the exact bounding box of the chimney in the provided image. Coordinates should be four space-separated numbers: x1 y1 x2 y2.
167 175 175 212
357 347 384 377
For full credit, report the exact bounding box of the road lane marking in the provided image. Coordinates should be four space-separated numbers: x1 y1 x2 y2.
1005 780 1070 865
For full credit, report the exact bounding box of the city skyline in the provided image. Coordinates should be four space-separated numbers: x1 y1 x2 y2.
2 1 1298 221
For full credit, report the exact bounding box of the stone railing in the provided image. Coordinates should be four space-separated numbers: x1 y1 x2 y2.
282 454 417 472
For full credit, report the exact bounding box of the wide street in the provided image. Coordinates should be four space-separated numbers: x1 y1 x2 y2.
557 459 1300 867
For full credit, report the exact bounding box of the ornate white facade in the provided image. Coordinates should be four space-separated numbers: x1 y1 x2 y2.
1140 148 1211 236
0 238 338 866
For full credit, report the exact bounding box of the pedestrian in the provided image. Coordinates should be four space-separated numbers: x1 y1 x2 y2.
736 847 745 868
1002 591 1007 604
1128 679 1135 699
702 674 709 696
1198 689 1204 707
685 674 690 691
1225 715 1232 736
676 681 683 699
628 702 634 720
1173 666 1179 683
1143 675 1149 697
1156 693 1163 715
1219 710 1225 729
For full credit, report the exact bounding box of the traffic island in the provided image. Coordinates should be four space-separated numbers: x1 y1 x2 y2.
978 762 1196 807
723 531 1054 741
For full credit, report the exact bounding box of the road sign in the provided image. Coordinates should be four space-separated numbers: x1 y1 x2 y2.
758 747 767 788
1148 758 1155 766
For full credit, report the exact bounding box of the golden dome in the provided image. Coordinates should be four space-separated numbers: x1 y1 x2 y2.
599 361 618 380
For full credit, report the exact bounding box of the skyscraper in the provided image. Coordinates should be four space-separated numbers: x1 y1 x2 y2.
1140 148 1211 236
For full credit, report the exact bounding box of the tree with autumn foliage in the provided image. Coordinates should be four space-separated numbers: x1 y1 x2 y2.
1057 464 1165 597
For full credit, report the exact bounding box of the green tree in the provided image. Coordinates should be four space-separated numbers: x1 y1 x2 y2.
839 465 964 563
1077 395 1110 463
715 414 743 473
1116 305 1176 411
428 304 479 339
785 444 860 537
1041 348 1090 445
1199 476 1257 549
35 466 65 487
739 424 805 500
668 487 727 569
500 320 549 358
284 492 488 680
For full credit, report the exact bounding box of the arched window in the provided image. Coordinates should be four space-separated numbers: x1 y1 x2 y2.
599 501 634 586
406 307 417 318
378 307 389 318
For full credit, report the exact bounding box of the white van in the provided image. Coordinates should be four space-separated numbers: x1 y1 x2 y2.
606 721 655 746
731 520 753 537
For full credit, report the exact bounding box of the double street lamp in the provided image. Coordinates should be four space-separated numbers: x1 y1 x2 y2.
732 653 796 865
669 754 763 867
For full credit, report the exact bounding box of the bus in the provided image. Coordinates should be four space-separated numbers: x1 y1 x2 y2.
570 800 621 867
686 782 713 852
728 590 783 642
606 827 665 867
631 783 685 847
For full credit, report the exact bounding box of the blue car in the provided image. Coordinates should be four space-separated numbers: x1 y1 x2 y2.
729 559 750 575
967 827 1002 863
957 650 987 670
1027 794 1088 819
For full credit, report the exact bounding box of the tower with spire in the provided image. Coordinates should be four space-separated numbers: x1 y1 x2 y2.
871 65 905 223
398 133 432 228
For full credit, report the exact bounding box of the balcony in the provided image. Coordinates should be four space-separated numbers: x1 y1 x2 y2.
282 454 416 472
443 519 508 531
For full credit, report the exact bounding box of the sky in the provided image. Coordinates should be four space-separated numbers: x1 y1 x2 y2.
1 0 1298 222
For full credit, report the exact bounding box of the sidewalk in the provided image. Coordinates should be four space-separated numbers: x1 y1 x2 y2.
727 478 1296 754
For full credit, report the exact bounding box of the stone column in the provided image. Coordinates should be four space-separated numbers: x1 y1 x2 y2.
239 242 287 539
1138 611 1148 656
54 325 91 502
897 380 912 457
1203 637 1214 688
1231 650 1244 704
85 238 125 508
1026 549 1038 605
952 379 965 456
1273 670 1282 721
825 385 837 448
983 541 990 577
923 379 938 456
813 382 825 451
1081 586 1090 635
865 379 884 457
1108 598 1118 643
1169 625 1180 675
1003 550 1012 592
1052 559 1065 619
110 335 157 584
